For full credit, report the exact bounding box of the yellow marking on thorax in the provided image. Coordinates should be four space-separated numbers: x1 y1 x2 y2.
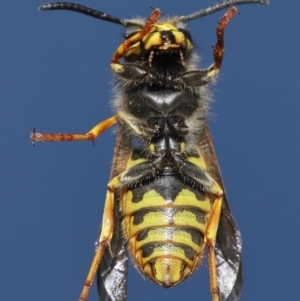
186 155 207 170
125 157 148 170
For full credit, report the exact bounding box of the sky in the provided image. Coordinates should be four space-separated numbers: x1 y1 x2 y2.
1 0 300 300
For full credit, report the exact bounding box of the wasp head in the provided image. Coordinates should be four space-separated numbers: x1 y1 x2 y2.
123 22 194 68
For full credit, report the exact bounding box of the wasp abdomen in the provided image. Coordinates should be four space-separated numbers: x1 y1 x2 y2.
123 174 212 287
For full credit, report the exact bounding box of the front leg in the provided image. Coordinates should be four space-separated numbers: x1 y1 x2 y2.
111 63 149 81
171 7 238 87
119 153 165 188
111 62 218 86
170 68 219 86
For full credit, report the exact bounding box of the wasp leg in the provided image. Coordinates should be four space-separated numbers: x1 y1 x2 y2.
31 115 118 145
113 151 161 186
170 68 220 86
172 7 238 86
111 8 161 64
212 7 238 71
173 154 223 195
111 63 218 87
79 162 158 301
110 8 161 81
79 176 120 301
205 195 223 301
111 63 149 81
111 63 168 84
120 161 162 187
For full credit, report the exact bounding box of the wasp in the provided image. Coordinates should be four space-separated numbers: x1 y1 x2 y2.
31 1 269 300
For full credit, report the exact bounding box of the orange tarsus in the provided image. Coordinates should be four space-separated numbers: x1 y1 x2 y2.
30 115 118 145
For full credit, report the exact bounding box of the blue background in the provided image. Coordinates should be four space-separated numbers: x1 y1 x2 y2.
1 1 299 300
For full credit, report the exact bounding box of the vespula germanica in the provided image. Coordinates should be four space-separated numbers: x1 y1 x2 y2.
31 1 269 300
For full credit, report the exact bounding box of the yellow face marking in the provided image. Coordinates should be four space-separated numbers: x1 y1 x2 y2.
152 24 179 32
172 31 187 48
124 23 192 57
143 31 186 51
126 41 143 56
142 31 164 50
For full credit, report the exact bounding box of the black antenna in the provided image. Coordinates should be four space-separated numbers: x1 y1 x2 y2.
39 0 269 26
38 2 142 27
176 0 269 23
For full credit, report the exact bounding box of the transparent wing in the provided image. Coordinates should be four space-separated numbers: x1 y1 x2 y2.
96 203 127 301
203 124 243 301
97 128 129 301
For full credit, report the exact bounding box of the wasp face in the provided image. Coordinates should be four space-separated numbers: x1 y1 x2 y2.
124 22 193 67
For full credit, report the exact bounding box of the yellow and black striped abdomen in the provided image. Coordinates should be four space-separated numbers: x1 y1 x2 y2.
122 175 213 287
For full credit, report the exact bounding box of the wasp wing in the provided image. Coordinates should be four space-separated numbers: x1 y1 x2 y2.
96 205 127 301
203 124 243 301
97 127 129 301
